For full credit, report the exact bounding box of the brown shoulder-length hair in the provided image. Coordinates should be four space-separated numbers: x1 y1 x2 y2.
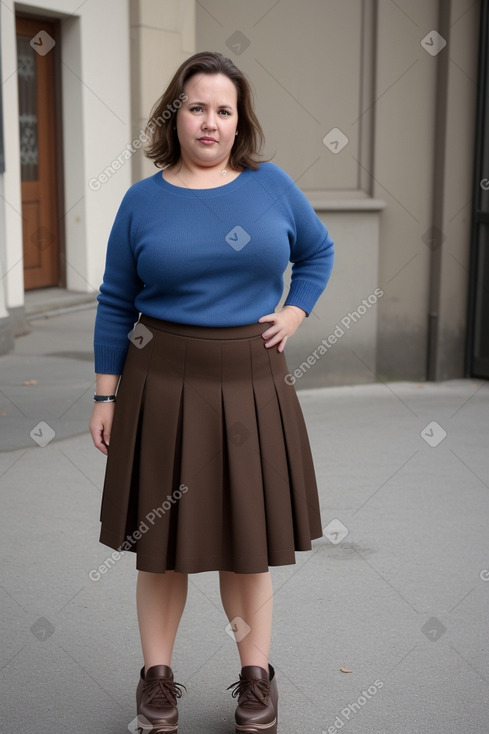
144 51 266 171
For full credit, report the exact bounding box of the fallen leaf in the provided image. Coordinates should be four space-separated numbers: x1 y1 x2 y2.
340 667 353 673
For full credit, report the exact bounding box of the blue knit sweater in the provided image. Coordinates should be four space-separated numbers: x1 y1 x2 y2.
94 162 334 374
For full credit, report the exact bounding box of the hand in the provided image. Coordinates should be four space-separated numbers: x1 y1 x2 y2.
258 305 306 352
89 402 115 455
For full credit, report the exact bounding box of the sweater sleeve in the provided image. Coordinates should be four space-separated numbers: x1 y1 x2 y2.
93 188 145 374
281 178 334 316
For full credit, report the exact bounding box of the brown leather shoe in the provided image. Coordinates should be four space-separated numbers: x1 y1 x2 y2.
136 665 185 733
227 664 278 733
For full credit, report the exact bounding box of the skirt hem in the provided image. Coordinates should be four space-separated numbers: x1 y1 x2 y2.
99 531 324 575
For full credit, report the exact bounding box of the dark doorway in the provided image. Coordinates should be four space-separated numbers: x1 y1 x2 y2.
468 0 489 378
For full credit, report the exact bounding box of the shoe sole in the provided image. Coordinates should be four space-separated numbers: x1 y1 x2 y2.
236 718 277 734
137 716 178 734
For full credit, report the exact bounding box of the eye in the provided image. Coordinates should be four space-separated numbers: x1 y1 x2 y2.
190 106 203 113
219 109 231 116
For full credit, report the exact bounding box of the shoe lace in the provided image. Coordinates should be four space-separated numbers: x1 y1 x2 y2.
143 677 186 707
227 676 270 708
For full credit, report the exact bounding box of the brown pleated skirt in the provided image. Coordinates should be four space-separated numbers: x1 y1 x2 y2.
99 315 323 574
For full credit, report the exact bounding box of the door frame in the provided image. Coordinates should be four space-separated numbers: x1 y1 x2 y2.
16 11 66 289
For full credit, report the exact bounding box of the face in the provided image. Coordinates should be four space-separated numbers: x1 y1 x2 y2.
176 73 238 170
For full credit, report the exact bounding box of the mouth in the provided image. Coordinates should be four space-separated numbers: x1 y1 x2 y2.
198 137 218 144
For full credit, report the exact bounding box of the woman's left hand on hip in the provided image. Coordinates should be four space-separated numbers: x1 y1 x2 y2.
258 305 306 352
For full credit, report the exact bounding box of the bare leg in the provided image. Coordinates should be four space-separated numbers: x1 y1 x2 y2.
219 570 273 671
136 570 188 672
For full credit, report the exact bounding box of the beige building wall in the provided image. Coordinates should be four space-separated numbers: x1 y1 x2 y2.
191 0 480 385
130 0 196 182
373 0 479 381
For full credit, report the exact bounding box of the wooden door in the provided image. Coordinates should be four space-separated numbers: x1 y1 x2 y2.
16 17 59 290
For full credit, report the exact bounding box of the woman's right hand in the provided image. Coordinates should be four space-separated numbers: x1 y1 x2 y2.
89 402 116 456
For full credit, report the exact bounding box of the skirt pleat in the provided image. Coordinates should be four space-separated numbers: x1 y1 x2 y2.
249 338 297 564
98 334 154 549
136 332 186 571
221 338 269 571
271 360 323 544
99 315 323 574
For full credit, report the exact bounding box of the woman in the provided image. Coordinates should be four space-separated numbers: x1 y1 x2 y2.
89 51 334 734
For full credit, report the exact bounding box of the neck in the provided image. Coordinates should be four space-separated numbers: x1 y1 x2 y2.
163 157 242 189
177 157 231 178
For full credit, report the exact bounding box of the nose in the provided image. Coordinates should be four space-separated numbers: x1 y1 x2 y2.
202 111 217 130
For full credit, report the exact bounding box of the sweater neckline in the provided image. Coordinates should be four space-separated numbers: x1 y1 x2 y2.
152 168 252 197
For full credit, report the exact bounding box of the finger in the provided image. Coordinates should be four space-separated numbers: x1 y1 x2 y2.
92 434 108 455
95 429 109 455
258 313 276 324
261 324 281 340
265 335 287 351
263 330 286 349
98 441 109 456
89 422 109 455
95 428 109 456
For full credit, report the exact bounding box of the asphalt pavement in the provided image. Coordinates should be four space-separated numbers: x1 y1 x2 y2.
1 305 488 734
